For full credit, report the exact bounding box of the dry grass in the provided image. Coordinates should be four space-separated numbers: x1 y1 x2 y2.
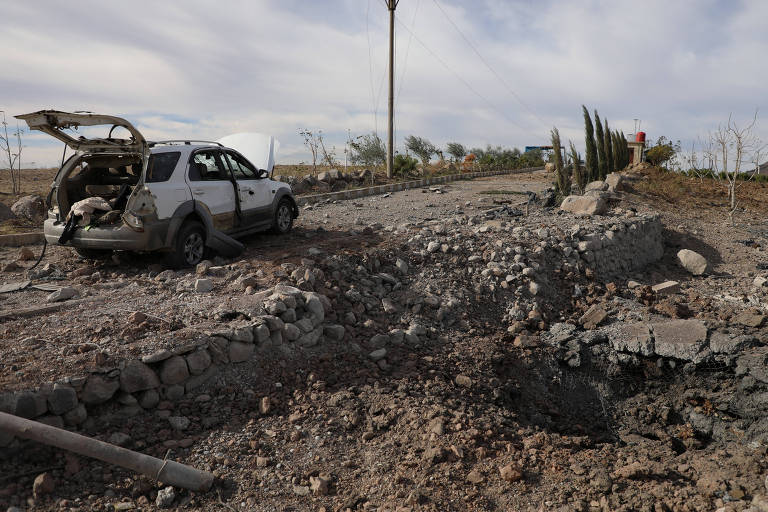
632 166 768 215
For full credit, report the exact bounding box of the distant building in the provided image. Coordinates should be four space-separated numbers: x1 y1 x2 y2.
627 141 645 164
756 162 768 175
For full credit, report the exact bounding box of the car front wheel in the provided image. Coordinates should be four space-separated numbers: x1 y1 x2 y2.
169 221 206 268
271 199 294 234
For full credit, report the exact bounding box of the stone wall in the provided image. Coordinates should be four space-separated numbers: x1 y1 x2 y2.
0 284 431 446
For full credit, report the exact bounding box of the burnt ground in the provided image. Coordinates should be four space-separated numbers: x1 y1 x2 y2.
1 169 768 511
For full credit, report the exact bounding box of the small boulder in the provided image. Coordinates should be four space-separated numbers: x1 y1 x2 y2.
677 249 707 275
194 278 213 293
46 287 78 303
33 472 56 499
11 195 46 223
584 181 608 192
605 173 627 192
559 194 608 216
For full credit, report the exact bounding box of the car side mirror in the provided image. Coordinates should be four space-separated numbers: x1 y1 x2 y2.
257 169 269 179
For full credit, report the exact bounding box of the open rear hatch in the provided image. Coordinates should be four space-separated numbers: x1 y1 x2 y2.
16 110 149 228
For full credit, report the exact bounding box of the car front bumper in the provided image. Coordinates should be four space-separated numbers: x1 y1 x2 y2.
44 218 171 252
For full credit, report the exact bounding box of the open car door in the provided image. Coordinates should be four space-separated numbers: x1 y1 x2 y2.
16 110 146 154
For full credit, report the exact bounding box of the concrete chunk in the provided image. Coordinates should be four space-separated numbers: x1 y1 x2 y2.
652 319 708 361
609 323 654 356
652 281 680 295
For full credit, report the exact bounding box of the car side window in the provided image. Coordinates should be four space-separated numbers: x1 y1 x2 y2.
189 150 229 181
224 152 259 180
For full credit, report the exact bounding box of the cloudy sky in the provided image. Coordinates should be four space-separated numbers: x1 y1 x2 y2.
2 0 767 168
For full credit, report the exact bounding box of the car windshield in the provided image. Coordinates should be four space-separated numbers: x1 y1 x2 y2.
146 152 181 183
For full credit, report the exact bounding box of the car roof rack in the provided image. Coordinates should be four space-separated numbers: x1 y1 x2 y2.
149 140 223 147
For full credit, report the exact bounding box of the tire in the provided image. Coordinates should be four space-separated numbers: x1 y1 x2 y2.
271 199 294 234
74 247 112 260
168 221 206 268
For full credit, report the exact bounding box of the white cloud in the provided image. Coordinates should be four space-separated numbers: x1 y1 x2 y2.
2 0 767 168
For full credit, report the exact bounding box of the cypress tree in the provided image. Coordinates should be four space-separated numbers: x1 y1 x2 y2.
594 110 607 180
570 141 586 194
582 106 598 182
551 127 569 198
604 118 613 175
621 131 629 167
611 130 621 171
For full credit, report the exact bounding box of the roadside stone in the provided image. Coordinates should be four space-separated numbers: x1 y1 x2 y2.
297 328 322 347
652 319 708 361
159 356 190 385
81 375 120 405
120 360 160 393
13 391 47 418
195 260 212 276
194 279 213 293
63 404 87 426
47 385 78 415
584 180 608 192
677 249 708 275
605 173 627 192
466 469 485 484
185 350 212 375
427 241 440 253
141 349 173 364
709 332 754 354
580 304 608 329
229 341 254 362
138 389 160 409
369 348 387 361
283 323 301 341
46 287 78 303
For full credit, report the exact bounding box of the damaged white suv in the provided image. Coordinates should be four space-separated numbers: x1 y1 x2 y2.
17 111 298 267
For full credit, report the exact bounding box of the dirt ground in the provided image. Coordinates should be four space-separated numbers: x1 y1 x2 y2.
2 168 768 511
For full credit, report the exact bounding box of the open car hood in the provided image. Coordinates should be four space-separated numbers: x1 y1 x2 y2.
16 110 146 153
217 132 280 173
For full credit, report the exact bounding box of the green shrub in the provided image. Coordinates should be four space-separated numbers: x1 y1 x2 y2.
393 154 418 177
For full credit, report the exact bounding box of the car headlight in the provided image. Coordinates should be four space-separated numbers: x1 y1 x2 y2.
122 211 144 231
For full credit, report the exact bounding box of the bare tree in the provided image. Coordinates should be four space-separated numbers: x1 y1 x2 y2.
317 132 338 168
709 112 762 223
0 111 23 195
299 129 320 174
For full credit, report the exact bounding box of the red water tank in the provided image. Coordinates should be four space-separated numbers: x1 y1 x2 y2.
635 131 646 143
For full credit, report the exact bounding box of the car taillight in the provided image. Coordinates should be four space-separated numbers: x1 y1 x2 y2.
123 211 144 231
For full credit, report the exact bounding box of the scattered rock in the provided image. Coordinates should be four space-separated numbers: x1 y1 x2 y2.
652 319 708 361
500 464 524 483
155 486 176 508
734 310 766 328
32 472 55 499
195 278 213 293
46 287 77 303
652 281 680 295
455 375 472 388
677 249 708 275
18 247 35 261
579 304 608 329
310 474 331 495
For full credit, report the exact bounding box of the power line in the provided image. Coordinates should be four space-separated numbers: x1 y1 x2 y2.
394 14 528 133
431 0 549 130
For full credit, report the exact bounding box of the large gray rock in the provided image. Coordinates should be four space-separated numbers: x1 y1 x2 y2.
229 341 254 362
47 384 78 415
605 173 627 192
81 375 120 405
652 319 708 361
584 181 608 192
677 249 707 275
120 360 161 393
559 194 608 216
11 195 46 223
159 356 189 385
13 392 47 418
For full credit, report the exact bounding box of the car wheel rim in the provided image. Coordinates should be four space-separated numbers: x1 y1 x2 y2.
277 205 291 231
184 233 204 264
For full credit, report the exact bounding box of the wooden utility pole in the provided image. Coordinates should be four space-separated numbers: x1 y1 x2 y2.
386 0 399 178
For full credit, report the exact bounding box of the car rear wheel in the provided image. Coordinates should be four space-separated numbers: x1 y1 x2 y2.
169 221 206 268
271 199 294 234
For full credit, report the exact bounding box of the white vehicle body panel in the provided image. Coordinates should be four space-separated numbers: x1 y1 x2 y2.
217 133 280 172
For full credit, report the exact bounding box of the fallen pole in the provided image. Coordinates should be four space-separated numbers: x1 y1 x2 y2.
0 412 214 492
